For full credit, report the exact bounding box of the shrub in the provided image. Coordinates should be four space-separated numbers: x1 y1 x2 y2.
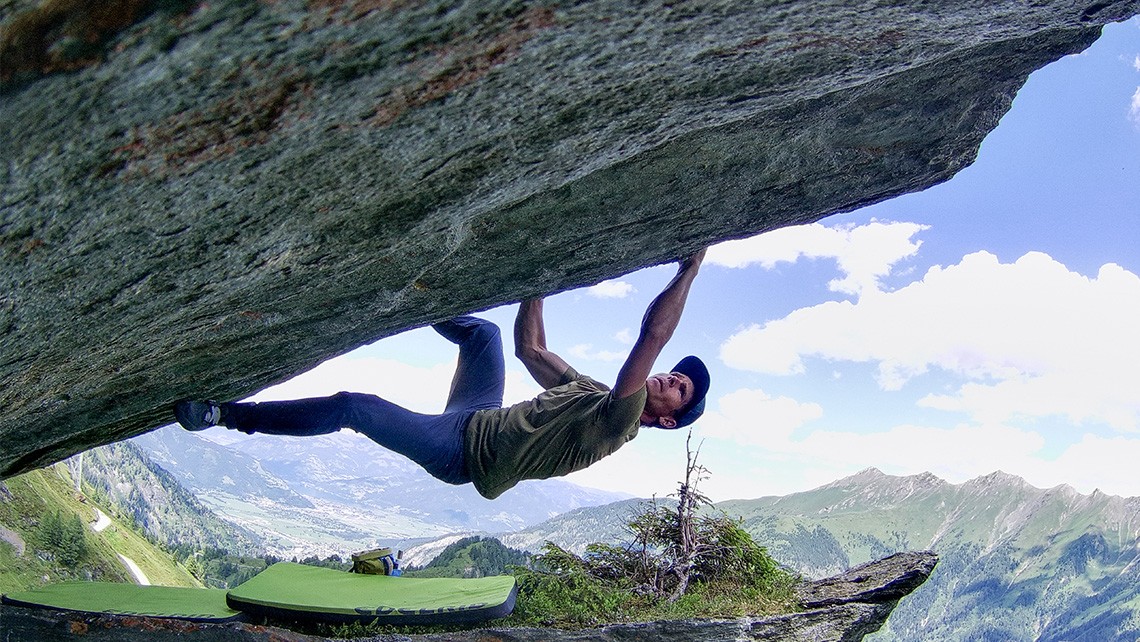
506 432 797 627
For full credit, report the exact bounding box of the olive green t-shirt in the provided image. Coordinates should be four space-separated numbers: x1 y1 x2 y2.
464 367 647 500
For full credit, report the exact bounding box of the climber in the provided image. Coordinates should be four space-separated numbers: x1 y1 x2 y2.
174 249 709 500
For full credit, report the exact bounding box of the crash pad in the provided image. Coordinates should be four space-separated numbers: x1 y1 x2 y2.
1 582 244 622
225 562 517 625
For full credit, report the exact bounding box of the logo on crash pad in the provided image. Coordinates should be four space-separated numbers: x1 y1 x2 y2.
354 603 489 616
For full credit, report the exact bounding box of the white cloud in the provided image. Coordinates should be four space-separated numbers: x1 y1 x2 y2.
721 251 1140 431
248 355 543 412
687 383 1059 497
699 388 824 445
693 426 1140 501
248 356 455 410
1130 87 1140 126
614 328 635 345
707 220 928 296
695 387 1041 483
587 279 636 298
684 410 1140 500
568 343 628 363
790 422 1046 483
1034 435 1140 496
707 224 846 269
1133 55 1140 72
564 388 825 500
562 432 693 500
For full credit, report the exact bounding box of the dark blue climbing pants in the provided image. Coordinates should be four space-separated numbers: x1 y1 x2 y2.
221 316 505 485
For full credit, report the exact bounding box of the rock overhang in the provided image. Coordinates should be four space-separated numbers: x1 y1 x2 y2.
2 0 1138 477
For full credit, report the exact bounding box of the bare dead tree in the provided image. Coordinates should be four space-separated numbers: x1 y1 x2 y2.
667 430 711 602
534 428 789 607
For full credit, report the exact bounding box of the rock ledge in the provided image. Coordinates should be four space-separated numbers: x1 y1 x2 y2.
0 551 936 642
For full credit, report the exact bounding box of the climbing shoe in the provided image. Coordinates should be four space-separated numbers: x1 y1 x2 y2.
174 400 221 431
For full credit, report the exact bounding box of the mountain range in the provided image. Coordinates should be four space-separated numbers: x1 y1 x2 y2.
130 426 630 557
102 426 1140 640
74 441 261 556
478 467 1140 642
725 468 1140 641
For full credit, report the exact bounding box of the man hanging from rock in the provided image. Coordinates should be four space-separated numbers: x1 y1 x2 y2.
175 249 709 500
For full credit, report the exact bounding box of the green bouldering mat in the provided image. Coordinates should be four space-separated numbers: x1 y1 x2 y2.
225 562 518 625
1 582 244 622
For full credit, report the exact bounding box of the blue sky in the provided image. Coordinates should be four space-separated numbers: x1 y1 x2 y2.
226 18 1139 502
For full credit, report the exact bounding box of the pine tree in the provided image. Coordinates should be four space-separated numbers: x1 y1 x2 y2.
38 510 63 552
57 512 87 565
184 555 201 579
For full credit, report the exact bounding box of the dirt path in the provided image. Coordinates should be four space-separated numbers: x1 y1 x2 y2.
91 508 111 533
0 524 25 556
117 554 151 585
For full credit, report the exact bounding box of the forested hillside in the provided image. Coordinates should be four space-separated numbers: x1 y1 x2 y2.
721 469 1140 642
0 464 198 593
406 536 531 578
75 441 261 555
